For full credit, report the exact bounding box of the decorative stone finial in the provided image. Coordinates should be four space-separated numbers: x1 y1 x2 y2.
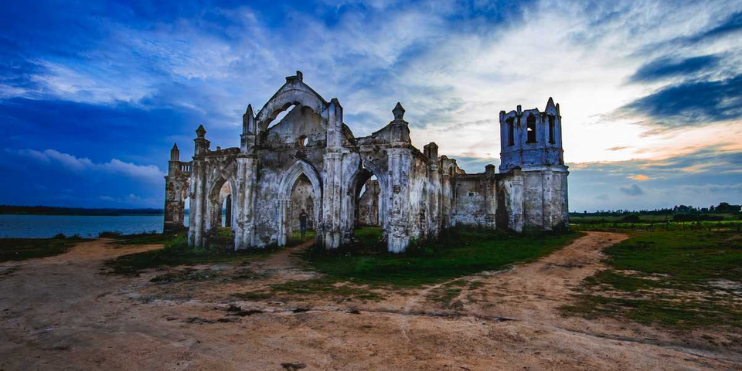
393 102 405 120
196 124 206 139
170 143 180 161
546 97 556 111
243 105 254 134
296 71 303 81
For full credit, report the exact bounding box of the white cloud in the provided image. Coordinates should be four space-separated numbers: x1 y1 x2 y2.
4 0 742 169
99 159 165 184
8 148 165 184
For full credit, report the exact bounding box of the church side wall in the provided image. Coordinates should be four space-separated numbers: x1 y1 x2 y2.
523 170 545 231
452 176 487 227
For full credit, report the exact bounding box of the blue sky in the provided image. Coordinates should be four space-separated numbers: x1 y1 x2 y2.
1 0 741 211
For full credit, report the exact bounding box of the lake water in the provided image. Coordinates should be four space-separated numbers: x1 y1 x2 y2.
0 215 168 238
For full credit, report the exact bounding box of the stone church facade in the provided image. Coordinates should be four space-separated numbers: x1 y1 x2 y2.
164 72 569 253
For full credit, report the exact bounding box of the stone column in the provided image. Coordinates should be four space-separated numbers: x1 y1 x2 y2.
277 199 291 247
189 125 210 247
322 152 343 249
484 164 497 229
441 169 452 229
234 155 257 250
425 143 441 239
188 159 207 246
387 148 411 253
321 98 344 249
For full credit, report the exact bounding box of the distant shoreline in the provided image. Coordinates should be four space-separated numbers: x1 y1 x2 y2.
0 205 165 217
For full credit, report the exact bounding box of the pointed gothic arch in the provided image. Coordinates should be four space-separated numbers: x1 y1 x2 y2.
255 77 328 134
276 160 323 246
205 161 239 238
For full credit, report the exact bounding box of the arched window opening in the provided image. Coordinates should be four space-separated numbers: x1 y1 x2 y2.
548 115 555 144
526 114 536 143
357 174 380 227
218 182 232 229
507 118 515 146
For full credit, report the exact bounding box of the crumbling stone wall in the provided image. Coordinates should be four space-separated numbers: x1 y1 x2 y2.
163 72 569 252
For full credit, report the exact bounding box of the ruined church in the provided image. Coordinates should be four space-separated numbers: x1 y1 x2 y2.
164 72 569 252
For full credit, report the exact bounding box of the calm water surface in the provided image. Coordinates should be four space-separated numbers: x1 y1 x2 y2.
0 215 169 238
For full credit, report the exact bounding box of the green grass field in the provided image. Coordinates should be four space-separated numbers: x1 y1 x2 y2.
100 231 177 245
301 227 583 287
570 213 742 232
562 229 742 328
0 235 86 262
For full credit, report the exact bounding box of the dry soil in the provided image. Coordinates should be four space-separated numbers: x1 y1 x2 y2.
1 232 740 371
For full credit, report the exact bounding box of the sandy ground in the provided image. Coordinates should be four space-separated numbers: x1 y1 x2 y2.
1 232 740 371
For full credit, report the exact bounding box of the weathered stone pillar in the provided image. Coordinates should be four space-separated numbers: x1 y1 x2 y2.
387 148 411 253
321 98 344 249
424 142 441 239
322 152 343 249
234 104 258 250
277 199 291 246
188 125 210 247
440 159 452 229
188 159 207 246
234 154 257 250
484 164 497 229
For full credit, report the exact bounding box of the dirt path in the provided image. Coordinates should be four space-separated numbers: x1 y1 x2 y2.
0 232 740 371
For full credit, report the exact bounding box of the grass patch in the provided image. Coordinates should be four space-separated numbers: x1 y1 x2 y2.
105 233 280 275
428 287 464 309
287 230 316 247
570 217 742 233
231 277 383 302
303 227 583 287
562 230 742 329
232 291 274 301
0 234 86 262
101 231 180 245
150 268 220 283
271 277 383 301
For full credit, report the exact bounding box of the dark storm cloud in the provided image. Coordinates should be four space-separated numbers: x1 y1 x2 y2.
619 74 742 129
628 55 720 84
682 11 742 45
